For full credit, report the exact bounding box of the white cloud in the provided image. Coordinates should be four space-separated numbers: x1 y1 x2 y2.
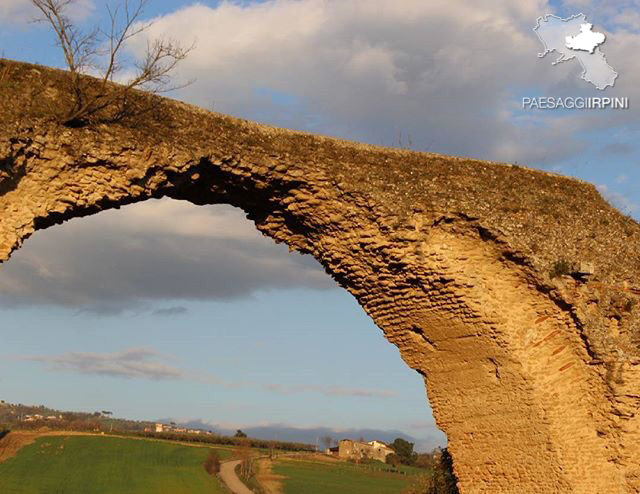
0 0 94 24
25 346 397 399
30 347 185 380
0 0 39 22
0 199 334 313
97 198 261 240
121 0 578 163
110 0 640 168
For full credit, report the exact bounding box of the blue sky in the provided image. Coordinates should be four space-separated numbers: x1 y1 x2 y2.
0 288 429 433
0 0 638 451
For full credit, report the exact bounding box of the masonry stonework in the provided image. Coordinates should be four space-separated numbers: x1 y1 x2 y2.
1 61 640 492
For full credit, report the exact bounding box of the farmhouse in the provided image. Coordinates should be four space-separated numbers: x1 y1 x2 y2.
338 439 395 462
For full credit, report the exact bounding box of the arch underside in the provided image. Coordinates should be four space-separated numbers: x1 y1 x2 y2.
2 61 640 492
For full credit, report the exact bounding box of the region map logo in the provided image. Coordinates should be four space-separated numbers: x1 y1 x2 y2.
523 14 628 110
535 13 616 90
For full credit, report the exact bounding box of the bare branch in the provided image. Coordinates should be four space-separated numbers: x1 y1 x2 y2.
31 0 194 126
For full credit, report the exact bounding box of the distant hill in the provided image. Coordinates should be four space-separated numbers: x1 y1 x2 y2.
0 399 441 452
160 419 442 452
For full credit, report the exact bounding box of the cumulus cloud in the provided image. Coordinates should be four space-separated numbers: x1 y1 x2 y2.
30 347 185 380
0 199 334 313
108 0 640 169
116 0 610 166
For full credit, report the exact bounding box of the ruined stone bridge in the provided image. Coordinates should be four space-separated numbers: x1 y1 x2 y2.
1 61 640 492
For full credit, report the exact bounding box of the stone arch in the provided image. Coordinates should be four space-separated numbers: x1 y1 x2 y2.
2 61 640 492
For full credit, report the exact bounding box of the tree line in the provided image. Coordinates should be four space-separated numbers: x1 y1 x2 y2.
132 430 315 452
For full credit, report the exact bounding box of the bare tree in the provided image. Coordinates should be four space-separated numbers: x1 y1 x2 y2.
31 0 193 125
320 435 333 452
267 439 277 459
234 437 252 479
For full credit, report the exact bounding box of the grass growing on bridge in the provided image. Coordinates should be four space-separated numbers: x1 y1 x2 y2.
273 456 426 494
0 435 231 494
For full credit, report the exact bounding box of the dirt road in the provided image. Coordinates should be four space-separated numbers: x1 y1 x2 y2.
219 459 253 494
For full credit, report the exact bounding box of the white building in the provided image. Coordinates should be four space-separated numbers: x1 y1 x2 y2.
338 439 395 462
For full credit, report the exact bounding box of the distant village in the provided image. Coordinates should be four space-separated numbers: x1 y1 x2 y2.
148 422 213 436
0 400 213 436
19 416 213 436
21 413 63 422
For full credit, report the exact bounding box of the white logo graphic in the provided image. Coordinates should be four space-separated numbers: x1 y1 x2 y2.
534 14 617 90
565 23 605 53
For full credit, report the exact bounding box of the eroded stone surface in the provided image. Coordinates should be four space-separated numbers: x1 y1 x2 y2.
1 60 640 492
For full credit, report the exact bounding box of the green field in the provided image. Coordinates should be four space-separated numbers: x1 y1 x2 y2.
0 435 231 494
273 457 427 494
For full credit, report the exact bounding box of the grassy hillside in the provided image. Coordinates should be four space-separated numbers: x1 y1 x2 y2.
0 435 231 494
273 457 427 494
